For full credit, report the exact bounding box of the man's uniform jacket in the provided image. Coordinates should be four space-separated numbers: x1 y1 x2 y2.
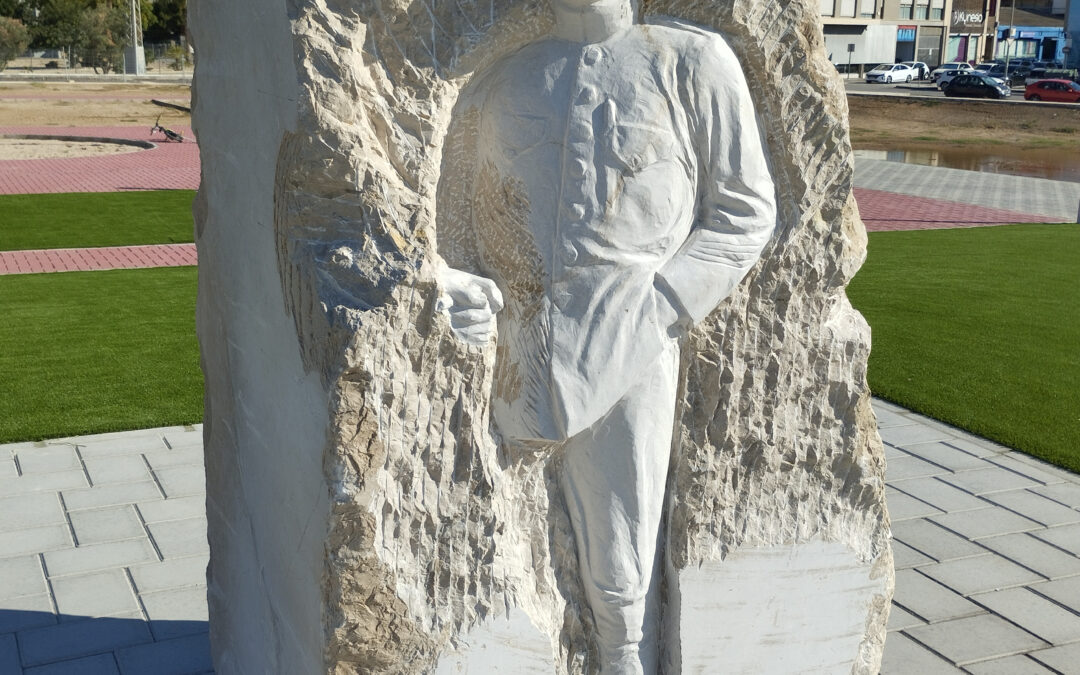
438 20 777 443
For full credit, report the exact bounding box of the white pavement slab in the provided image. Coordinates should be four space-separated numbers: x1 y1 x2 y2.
2 403 1080 673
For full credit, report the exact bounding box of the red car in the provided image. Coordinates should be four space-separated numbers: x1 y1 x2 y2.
1024 79 1080 102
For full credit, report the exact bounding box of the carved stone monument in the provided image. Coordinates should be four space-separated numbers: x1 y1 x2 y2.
191 0 893 672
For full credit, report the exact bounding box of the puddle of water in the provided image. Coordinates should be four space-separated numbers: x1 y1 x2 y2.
854 146 1080 183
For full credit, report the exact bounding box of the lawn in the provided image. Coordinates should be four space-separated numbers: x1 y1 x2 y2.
0 267 202 443
847 223 1080 472
0 191 196 251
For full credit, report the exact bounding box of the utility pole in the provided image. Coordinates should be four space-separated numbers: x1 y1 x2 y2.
125 0 145 75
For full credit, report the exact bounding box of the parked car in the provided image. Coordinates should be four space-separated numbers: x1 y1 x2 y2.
936 69 969 89
976 62 1027 84
866 63 917 83
1024 79 1080 103
943 73 1012 99
931 62 973 82
901 61 930 80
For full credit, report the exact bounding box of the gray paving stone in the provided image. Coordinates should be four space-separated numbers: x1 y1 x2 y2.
891 540 934 569
73 432 168 460
44 539 159 578
115 632 211 675
0 471 89 497
891 518 986 562
929 507 1042 540
61 482 163 511
50 569 139 620
879 632 963 674
0 492 66 533
0 455 16 480
23 653 120 675
1029 642 1080 672
989 455 1068 486
152 466 205 499
887 489 944 521
893 568 984 623
0 594 55 633
942 467 1042 496
136 496 205 525
889 477 988 514
0 555 46 601
872 398 906 414
1032 523 1080 556
14 446 81 475
900 441 988 472
905 613 1048 666
68 506 145 546
0 633 19 675
81 455 151 486
0 524 72 558
921 555 1043 596
143 449 204 471
979 533 1080 580
943 436 1012 458
887 603 924 632
1032 482 1080 508
984 489 1080 527
140 587 208 640
146 518 208 560
887 455 952 481
971 587 1080 645
963 655 1057 674
16 610 151 667
880 422 957 447
129 556 207 594
874 407 917 429
1030 576 1080 611
159 427 203 450
884 444 907 461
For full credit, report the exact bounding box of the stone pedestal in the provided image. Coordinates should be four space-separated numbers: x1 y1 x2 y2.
191 1 893 672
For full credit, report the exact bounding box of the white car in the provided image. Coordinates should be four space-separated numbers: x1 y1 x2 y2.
931 62 973 83
901 61 930 80
865 63 917 84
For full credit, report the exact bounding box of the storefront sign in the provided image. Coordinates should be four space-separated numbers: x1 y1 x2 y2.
898 26 916 41
950 0 985 30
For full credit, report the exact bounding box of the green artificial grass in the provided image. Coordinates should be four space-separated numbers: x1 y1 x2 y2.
0 267 202 443
0 191 196 251
847 223 1080 473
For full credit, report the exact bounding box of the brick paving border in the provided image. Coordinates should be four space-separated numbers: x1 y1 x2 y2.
0 126 199 194
0 244 196 275
854 187 1062 232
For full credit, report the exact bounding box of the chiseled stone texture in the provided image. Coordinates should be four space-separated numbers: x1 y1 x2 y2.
195 0 892 672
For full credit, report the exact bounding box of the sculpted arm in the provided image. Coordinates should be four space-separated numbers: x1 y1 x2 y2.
656 37 777 326
435 100 503 345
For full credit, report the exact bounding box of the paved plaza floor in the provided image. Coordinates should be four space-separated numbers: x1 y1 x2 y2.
2 401 1079 673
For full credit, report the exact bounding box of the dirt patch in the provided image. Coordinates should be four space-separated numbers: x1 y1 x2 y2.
848 96 1080 154
0 82 190 128
0 138 145 160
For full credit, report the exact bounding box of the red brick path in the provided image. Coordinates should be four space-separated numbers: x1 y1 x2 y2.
0 126 199 194
0 243 196 275
854 187 1062 231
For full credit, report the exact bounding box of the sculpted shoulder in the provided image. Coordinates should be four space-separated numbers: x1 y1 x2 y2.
637 19 744 75
459 37 563 105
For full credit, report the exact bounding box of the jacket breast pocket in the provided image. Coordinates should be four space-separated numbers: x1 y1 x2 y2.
609 123 678 175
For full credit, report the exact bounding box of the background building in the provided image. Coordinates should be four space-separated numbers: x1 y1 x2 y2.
822 0 953 71
996 3 1068 63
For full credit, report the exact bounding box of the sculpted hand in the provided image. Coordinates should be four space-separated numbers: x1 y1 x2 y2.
437 265 504 345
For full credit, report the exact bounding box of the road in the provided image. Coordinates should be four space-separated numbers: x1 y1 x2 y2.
842 78 1026 100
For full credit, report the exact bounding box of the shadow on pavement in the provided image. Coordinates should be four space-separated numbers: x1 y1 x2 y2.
0 610 211 674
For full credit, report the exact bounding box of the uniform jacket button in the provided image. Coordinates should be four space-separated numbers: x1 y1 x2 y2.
553 290 572 310
562 241 578 264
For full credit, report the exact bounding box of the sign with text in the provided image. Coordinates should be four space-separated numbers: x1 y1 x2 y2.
897 26 916 41
950 0 985 30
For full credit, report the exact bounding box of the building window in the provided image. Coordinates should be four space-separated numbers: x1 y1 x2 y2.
860 0 876 17
930 7 943 18
821 0 835 16
915 4 929 19
899 3 913 18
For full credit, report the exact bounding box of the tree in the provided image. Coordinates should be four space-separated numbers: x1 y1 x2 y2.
78 2 129 73
144 0 183 42
0 16 30 69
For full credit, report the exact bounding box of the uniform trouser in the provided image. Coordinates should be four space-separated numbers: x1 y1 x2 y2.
558 341 680 675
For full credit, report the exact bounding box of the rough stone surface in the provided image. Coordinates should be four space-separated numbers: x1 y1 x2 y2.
195 0 892 672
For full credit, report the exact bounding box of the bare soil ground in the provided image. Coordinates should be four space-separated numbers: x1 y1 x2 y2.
0 82 190 128
0 138 143 160
849 96 1080 153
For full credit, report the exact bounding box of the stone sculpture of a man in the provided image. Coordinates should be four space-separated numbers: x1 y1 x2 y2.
436 0 777 671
